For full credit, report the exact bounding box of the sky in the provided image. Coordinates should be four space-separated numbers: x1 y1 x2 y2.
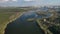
0 0 60 7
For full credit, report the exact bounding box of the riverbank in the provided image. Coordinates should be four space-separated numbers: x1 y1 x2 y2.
0 12 24 34
4 12 24 34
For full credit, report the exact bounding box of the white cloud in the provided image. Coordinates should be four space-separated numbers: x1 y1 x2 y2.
12 0 17 2
5 0 9 1
0 0 8 3
24 0 34 1
24 0 42 1
0 0 18 3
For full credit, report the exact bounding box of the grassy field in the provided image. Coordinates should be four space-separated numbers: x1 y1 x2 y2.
0 8 25 34
0 12 15 34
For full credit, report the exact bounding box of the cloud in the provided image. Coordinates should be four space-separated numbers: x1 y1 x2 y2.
0 0 8 2
24 0 35 1
5 0 9 1
0 0 60 6
12 0 17 2
0 0 17 3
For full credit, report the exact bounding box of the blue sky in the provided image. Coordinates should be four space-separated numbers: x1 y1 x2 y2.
0 0 60 6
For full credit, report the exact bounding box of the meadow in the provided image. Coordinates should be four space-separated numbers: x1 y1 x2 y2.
0 7 26 34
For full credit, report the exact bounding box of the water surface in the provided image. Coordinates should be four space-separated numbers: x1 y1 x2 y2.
5 11 51 34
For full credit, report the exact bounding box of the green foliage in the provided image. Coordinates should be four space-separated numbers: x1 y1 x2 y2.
0 8 24 34
0 12 16 34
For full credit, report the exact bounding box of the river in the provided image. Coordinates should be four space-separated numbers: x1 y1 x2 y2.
4 11 51 34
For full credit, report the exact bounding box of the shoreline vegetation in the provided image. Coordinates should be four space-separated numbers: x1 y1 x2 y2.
0 7 27 34
3 12 24 34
